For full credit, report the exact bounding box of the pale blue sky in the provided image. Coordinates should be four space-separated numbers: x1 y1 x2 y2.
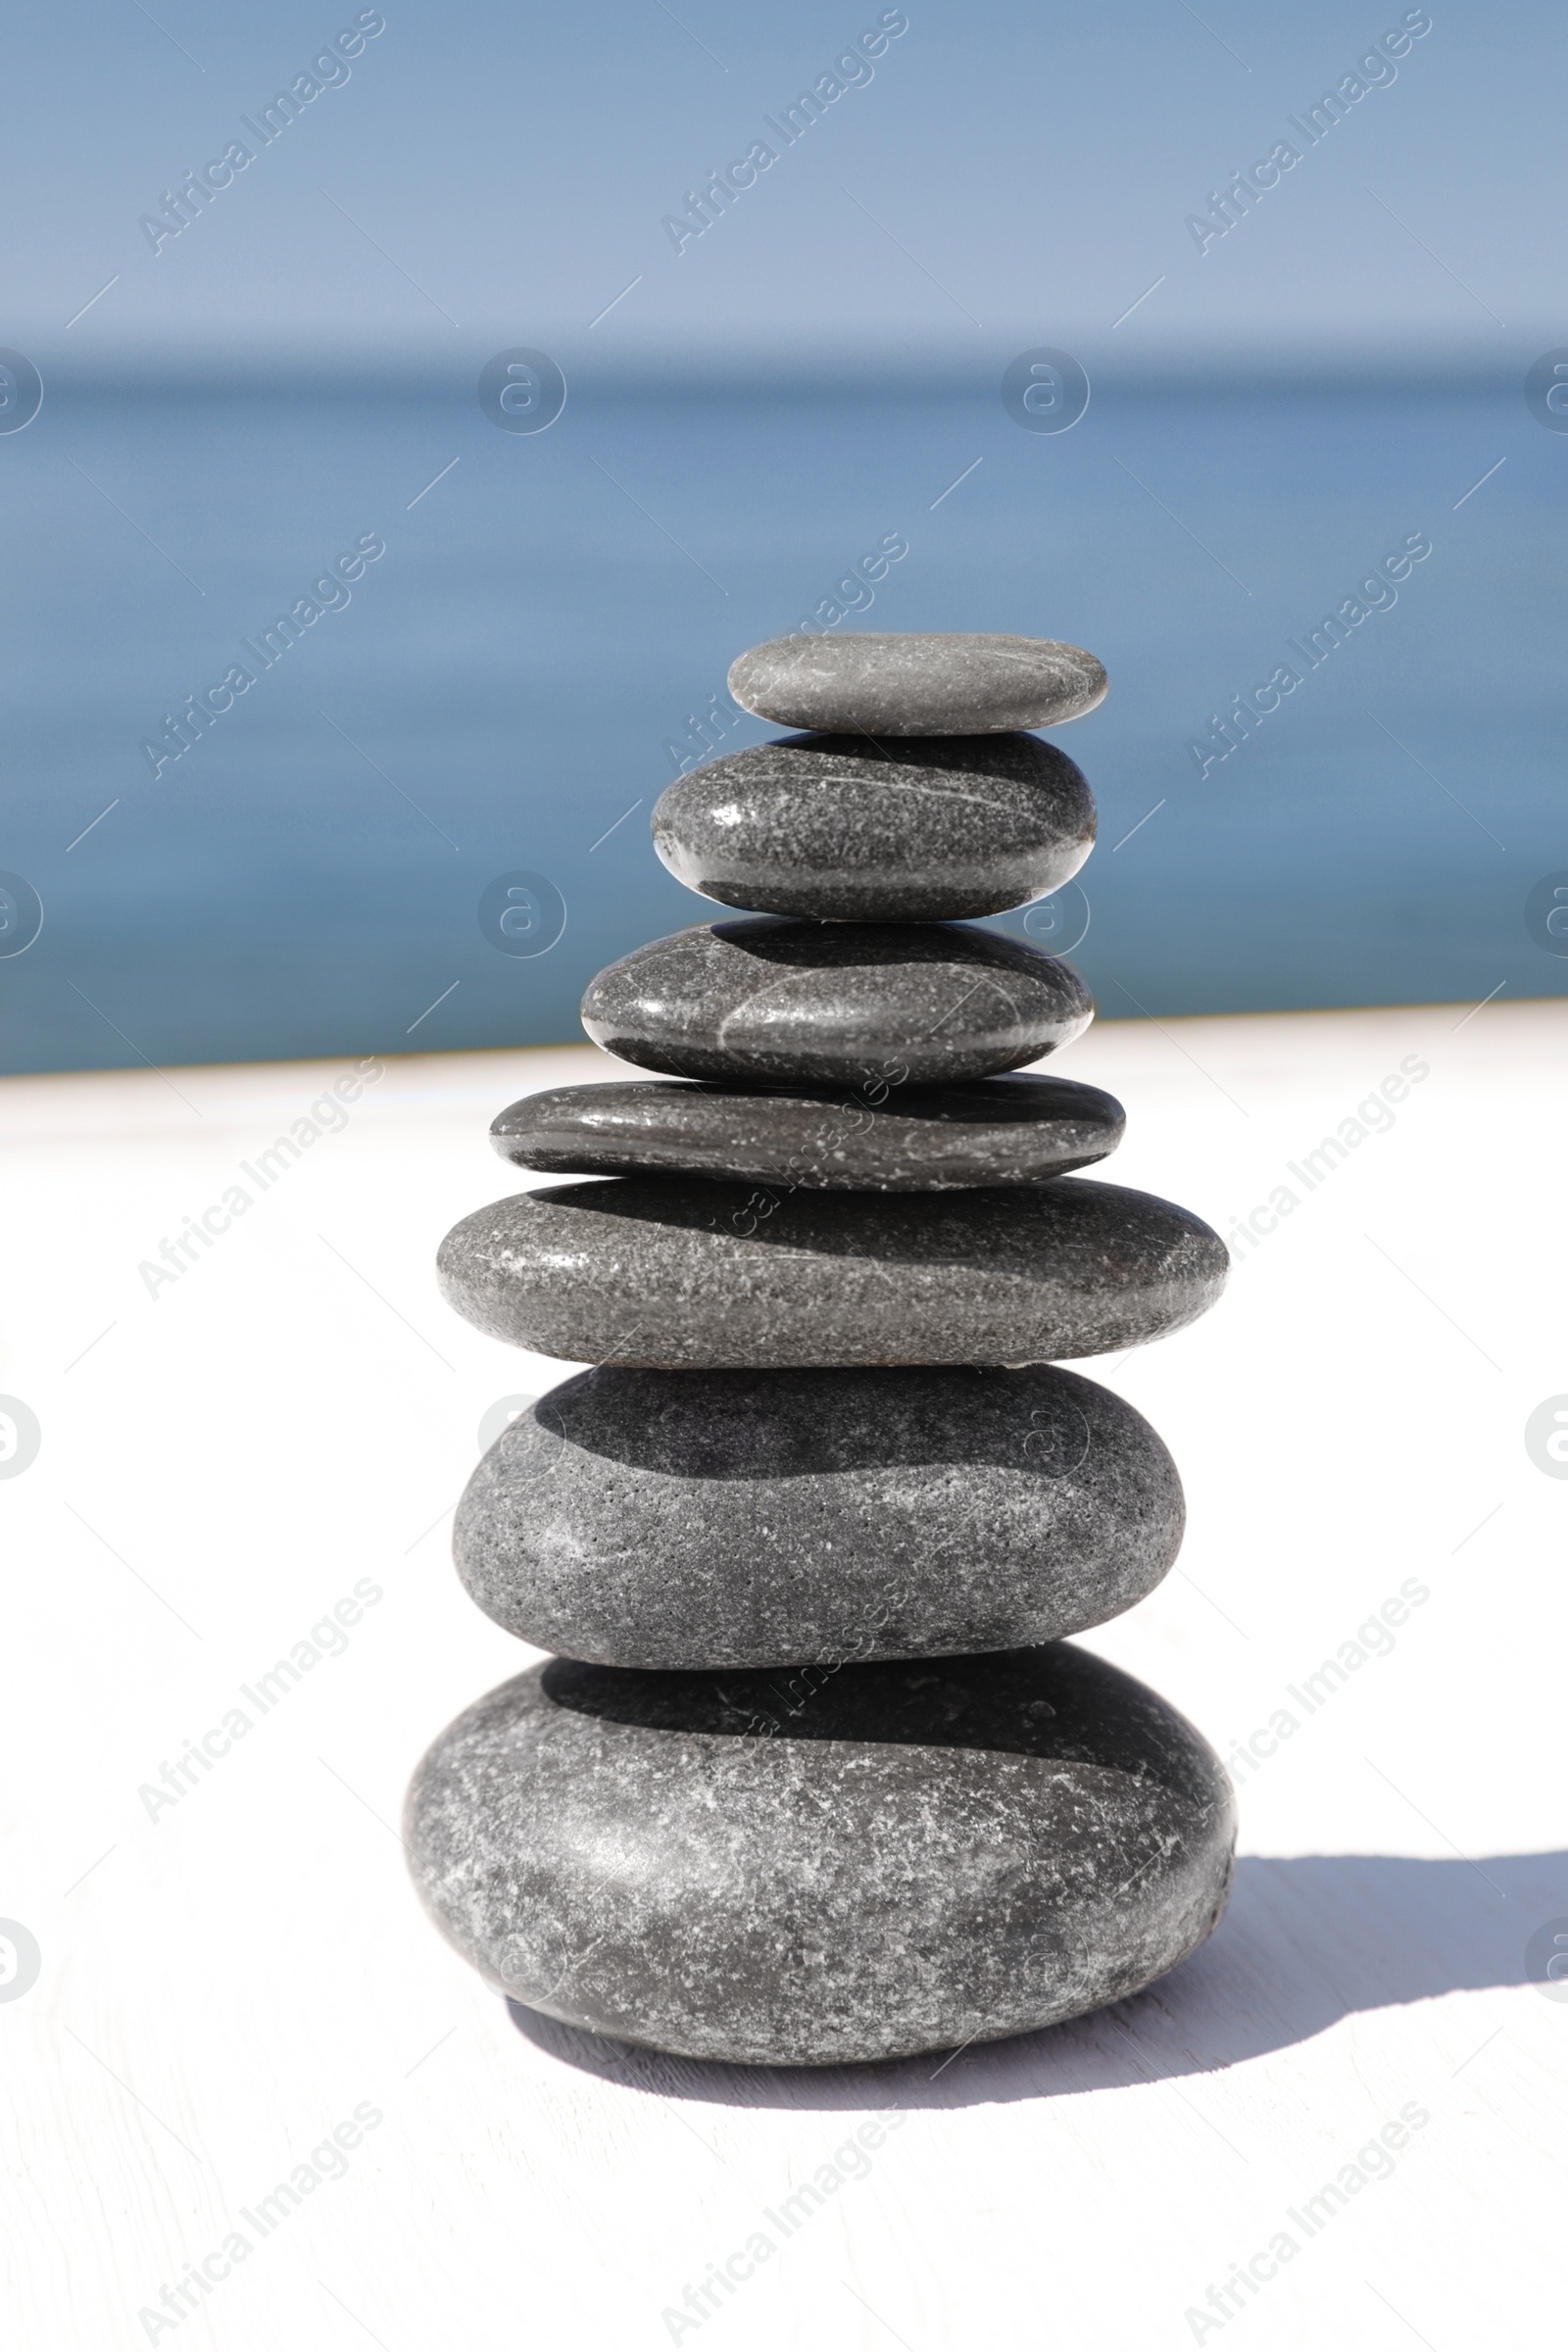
6 1 1556 373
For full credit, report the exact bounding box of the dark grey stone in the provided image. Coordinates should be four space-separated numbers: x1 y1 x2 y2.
727 632 1109 737
489 1072 1125 1190
652 732 1096 921
435 1174 1229 1367
404 1642 1236 2065
455 1364 1184 1668
579 918 1093 1087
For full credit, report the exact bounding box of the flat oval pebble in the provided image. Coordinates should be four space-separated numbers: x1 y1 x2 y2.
579 918 1093 1087
489 1072 1124 1190
728 632 1108 737
652 732 1096 920
455 1364 1183 1668
436 1174 1228 1367
405 1642 1235 2064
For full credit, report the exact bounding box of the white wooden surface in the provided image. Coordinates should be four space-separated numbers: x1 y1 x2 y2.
3 1001 1565 2350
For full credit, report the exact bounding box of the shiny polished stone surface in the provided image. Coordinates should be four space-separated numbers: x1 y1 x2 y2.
652 731 1095 920
579 919 1094 1087
488 1071 1124 1189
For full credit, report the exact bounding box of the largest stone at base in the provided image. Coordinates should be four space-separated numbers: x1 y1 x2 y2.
405 1642 1235 2066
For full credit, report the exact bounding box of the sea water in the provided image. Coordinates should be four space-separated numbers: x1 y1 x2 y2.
1 372 1560 1073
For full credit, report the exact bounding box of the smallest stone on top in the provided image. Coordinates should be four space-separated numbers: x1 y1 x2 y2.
728 630 1108 737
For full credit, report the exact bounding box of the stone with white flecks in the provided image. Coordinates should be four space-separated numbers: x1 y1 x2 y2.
727 631 1108 736
405 1642 1235 2066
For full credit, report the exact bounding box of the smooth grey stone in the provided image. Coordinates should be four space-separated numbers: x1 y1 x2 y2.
727 632 1108 737
579 919 1093 1087
435 1174 1228 1367
489 1072 1125 1190
455 1364 1184 1668
652 732 1095 921
404 1642 1236 2065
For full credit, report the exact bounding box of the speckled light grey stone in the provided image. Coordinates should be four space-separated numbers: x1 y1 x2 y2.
579 919 1093 1087
455 1364 1183 1668
652 732 1096 921
488 1072 1125 1190
435 1174 1228 1367
404 1642 1235 2064
728 632 1108 737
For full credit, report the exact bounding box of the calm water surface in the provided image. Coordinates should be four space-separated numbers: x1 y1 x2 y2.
1 374 1561 1072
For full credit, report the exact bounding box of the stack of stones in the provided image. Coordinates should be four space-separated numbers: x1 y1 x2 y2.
407 631 1236 2068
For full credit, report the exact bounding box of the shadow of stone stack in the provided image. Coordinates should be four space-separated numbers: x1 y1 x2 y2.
407 631 1235 2069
